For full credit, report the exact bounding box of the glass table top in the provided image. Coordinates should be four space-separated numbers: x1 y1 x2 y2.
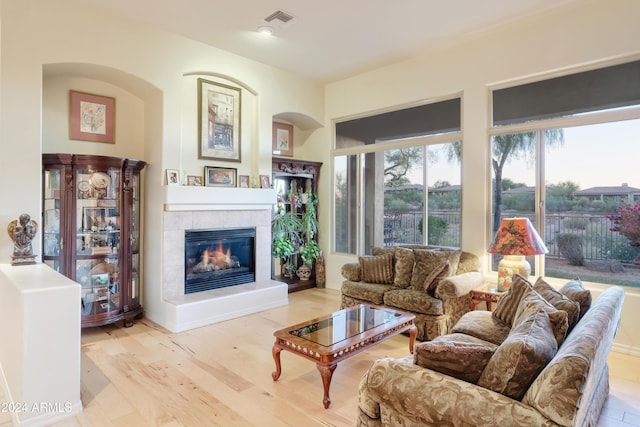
288 305 404 347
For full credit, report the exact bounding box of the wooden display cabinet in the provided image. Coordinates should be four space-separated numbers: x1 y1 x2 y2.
42 154 146 327
272 157 322 293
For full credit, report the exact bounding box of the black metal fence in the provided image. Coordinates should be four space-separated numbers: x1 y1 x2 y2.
384 210 639 264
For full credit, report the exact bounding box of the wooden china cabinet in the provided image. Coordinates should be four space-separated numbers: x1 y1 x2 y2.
42 154 146 328
271 157 322 293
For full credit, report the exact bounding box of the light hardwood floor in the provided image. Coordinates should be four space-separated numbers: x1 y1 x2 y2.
2 288 639 426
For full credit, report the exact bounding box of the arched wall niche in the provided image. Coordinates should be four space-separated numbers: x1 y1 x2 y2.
273 111 323 131
41 62 162 161
43 63 161 99
273 112 324 160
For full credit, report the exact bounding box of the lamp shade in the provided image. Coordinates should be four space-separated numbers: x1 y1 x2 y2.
488 218 548 256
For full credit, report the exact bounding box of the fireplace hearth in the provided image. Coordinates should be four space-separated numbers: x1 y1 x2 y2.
184 227 256 294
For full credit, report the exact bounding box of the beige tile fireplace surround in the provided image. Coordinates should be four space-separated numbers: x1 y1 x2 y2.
161 186 288 332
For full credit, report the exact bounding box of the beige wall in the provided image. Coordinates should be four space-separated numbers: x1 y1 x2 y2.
323 0 640 353
0 0 324 328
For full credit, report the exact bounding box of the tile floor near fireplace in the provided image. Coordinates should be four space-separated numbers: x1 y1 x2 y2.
161 186 288 333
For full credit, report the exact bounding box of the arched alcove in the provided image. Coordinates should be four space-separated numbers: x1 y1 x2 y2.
42 62 163 161
273 111 323 131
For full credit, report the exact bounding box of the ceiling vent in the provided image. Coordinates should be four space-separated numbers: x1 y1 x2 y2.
263 10 298 28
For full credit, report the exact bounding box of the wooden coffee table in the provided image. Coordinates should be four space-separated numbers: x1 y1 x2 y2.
272 304 416 409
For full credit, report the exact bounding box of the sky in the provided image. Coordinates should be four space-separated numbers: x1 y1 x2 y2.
420 118 640 190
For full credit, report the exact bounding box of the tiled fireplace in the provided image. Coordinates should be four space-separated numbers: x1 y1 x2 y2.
162 186 288 332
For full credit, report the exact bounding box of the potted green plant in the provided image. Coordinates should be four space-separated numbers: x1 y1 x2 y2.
299 240 320 265
296 191 320 280
300 190 319 242
272 209 303 278
272 211 303 246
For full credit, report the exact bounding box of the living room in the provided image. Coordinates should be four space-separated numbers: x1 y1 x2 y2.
0 0 639 425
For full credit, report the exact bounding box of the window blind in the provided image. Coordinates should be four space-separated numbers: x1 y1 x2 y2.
336 98 461 146
493 60 640 126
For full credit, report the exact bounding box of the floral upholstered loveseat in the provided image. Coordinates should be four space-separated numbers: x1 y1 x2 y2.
340 245 483 341
357 275 625 427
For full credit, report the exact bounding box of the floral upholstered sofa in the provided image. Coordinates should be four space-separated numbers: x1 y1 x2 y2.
357 275 624 427
340 245 483 341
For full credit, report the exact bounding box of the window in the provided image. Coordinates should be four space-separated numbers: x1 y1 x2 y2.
333 98 462 255
490 59 640 288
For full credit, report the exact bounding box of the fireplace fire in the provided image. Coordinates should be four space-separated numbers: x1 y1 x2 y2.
184 227 255 294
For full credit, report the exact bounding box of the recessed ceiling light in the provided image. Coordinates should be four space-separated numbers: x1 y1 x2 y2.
257 26 274 36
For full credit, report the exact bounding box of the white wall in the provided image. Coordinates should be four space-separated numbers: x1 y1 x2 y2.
323 0 640 353
0 0 324 330
42 74 146 160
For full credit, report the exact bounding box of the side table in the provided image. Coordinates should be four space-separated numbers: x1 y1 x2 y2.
470 284 504 311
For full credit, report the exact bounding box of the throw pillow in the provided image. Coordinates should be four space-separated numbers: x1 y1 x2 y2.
393 247 415 288
477 307 558 401
359 253 394 284
372 246 415 288
492 274 532 326
533 277 581 331
423 260 451 295
410 249 461 289
492 274 569 346
559 277 592 319
414 334 496 383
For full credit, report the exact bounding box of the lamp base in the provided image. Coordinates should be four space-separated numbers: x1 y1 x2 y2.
497 255 530 291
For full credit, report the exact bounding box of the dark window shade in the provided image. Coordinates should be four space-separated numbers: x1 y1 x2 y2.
493 60 640 126
336 98 460 146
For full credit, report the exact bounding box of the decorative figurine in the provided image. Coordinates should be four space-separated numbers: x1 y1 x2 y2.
7 213 38 265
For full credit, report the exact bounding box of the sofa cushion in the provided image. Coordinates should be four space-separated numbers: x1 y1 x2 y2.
342 281 399 305
492 274 569 346
414 333 497 383
533 277 581 330
410 249 461 289
423 260 451 294
384 289 444 316
477 302 558 401
359 253 394 284
559 277 592 319
451 310 511 345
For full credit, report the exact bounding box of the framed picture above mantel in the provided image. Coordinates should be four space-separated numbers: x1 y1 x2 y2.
198 78 242 162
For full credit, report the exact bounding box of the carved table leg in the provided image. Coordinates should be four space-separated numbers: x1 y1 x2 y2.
272 343 283 381
317 363 337 409
408 325 417 354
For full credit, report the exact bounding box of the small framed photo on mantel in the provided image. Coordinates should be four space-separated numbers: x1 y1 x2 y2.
205 166 237 187
272 122 293 157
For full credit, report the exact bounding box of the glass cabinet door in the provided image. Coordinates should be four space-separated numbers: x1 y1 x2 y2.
130 173 141 306
76 167 121 316
43 168 62 272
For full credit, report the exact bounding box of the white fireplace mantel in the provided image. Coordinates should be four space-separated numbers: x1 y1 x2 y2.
164 186 276 211
159 185 287 333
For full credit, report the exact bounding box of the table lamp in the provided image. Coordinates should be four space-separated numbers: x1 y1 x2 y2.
488 217 548 291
